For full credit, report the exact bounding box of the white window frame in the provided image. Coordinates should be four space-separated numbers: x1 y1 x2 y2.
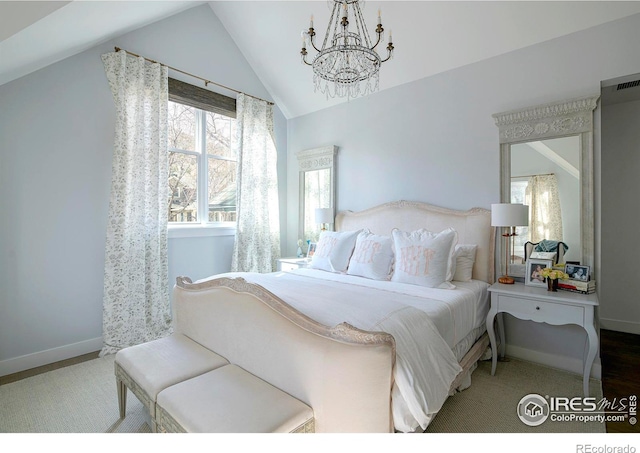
168 104 237 239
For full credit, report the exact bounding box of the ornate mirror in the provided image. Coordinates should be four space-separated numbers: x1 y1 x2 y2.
296 146 338 247
493 95 599 280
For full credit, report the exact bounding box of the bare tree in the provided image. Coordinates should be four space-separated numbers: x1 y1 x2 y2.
167 103 197 221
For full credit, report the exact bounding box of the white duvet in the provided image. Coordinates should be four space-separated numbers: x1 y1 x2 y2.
205 268 488 432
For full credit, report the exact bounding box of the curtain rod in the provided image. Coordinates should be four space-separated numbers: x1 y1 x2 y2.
114 47 274 106
511 173 555 178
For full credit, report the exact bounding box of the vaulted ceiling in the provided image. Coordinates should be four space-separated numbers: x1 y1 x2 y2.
2 1 640 119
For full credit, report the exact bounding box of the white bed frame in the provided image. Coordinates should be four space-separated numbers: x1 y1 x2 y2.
173 200 495 432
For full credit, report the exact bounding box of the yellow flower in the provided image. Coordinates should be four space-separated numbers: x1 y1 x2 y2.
540 267 569 280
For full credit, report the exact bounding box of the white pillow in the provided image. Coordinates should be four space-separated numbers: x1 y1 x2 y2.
452 245 477 282
310 230 360 273
346 230 394 280
391 227 458 289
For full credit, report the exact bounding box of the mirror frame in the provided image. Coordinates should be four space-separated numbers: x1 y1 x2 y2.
493 95 599 279
296 145 338 244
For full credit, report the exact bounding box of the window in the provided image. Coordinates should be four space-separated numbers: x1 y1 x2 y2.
167 101 237 225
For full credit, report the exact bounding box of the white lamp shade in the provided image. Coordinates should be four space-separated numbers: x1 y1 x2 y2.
491 203 529 227
315 208 333 224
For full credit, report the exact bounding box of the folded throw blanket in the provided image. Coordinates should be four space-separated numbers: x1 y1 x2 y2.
535 239 568 253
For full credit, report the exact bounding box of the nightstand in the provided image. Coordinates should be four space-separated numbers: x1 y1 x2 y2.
486 282 599 396
277 257 311 272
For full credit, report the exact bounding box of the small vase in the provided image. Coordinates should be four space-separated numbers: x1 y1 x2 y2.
547 278 558 292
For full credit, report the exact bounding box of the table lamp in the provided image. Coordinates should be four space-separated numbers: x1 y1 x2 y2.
315 208 333 231
491 203 529 284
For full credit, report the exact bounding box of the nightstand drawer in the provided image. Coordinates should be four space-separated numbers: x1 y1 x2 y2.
498 295 584 326
277 258 310 272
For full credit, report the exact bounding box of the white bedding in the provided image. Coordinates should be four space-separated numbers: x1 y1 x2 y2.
208 268 489 432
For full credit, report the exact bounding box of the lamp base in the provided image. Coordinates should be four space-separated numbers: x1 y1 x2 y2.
498 276 515 284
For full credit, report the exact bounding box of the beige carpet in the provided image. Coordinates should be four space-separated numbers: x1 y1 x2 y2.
426 358 605 433
0 354 150 433
0 354 604 433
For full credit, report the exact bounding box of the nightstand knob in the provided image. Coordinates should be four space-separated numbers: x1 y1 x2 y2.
536 306 540 310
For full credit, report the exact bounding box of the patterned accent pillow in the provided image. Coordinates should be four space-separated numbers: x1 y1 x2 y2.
310 230 361 273
346 230 394 280
390 228 458 289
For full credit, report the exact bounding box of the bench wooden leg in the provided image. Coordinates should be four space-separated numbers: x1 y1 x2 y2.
117 378 127 419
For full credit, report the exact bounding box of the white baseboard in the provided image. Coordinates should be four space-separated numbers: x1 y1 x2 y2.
0 337 103 377
599 318 640 335
505 344 602 380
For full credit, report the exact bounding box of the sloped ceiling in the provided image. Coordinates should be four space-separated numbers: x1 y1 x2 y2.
2 1 640 119
0 1 204 86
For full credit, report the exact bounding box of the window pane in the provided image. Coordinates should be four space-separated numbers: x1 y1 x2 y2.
168 152 198 222
168 102 197 152
206 112 235 158
208 157 236 222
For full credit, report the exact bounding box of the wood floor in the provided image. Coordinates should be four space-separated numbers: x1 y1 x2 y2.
600 329 640 433
1 329 638 433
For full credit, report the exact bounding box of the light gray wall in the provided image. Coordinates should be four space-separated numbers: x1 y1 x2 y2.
601 97 640 334
287 13 640 376
0 4 287 374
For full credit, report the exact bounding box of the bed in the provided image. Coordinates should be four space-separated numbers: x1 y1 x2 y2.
172 200 495 432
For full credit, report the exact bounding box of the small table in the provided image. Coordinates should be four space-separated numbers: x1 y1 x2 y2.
277 257 311 272
486 282 599 396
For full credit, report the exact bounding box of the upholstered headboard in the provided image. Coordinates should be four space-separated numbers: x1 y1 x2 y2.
335 200 495 284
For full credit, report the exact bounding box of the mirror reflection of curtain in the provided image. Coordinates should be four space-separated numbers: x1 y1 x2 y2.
525 174 563 243
304 169 331 243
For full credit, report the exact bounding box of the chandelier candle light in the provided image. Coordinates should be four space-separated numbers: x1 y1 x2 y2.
491 203 529 284
301 0 395 98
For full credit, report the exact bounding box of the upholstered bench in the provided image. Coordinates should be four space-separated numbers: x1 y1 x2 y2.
156 364 315 433
115 333 229 432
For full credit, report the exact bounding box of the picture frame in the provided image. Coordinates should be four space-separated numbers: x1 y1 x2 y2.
525 258 553 288
529 251 557 262
307 242 317 258
565 263 590 281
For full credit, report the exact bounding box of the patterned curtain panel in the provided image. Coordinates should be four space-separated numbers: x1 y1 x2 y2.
525 174 563 244
231 94 281 272
99 51 172 356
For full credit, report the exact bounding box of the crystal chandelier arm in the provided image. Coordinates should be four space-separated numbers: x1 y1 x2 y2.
300 46 312 66
380 41 394 63
352 2 373 49
307 27 322 53
324 2 340 49
371 24 383 50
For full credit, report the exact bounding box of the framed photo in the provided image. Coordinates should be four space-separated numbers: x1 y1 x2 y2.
526 258 553 288
529 251 557 262
565 263 590 281
307 242 317 258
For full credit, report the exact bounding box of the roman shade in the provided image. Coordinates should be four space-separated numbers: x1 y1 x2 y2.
168 78 236 118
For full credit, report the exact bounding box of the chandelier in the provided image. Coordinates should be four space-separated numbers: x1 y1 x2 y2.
301 0 395 99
